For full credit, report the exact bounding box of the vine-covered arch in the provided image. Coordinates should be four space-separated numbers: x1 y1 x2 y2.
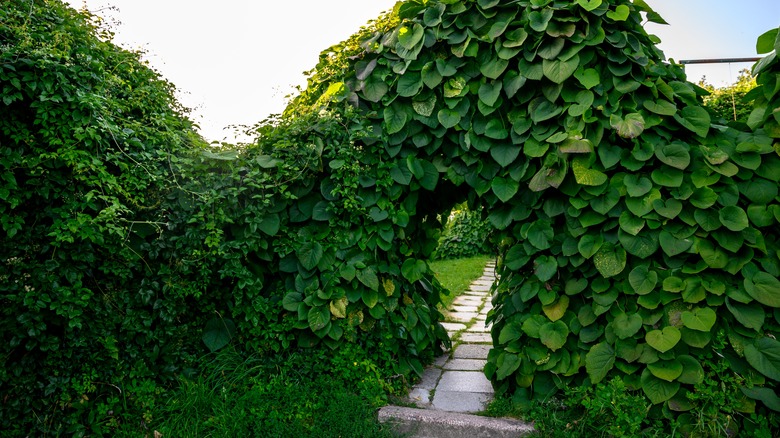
271 0 780 422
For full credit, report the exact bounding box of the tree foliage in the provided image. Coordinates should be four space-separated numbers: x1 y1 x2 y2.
699 69 757 123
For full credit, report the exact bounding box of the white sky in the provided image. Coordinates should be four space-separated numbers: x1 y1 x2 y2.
64 0 780 144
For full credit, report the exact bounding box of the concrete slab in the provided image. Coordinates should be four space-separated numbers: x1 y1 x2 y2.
436 371 493 393
440 322 467 332
453 344 491 359
453 296 484 306
459 332 492 344
431 390 493 412
464 291 489 297
451 305 480 313
433 354 449 368
446 312 478 323
467 321 491 332
468 284 492 292
408 387 432 405
378 405 535 437
443 358 487 371
416 367 442 390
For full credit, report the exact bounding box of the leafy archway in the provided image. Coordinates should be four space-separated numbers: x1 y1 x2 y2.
273 0 780 428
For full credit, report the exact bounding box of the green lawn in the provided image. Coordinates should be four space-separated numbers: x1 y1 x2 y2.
429 254 493 310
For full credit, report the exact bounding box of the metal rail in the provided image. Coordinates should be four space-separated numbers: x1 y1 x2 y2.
679 57 762 65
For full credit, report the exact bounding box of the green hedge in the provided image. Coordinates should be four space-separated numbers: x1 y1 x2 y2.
434 204 491 259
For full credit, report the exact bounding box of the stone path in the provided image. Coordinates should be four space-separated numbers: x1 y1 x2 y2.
407 261 496 413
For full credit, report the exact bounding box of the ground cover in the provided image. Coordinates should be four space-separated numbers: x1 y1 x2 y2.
430 254 493 309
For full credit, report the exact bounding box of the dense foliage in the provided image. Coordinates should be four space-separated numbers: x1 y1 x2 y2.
434 203 492 259
3 0 780 436
284 0 780 434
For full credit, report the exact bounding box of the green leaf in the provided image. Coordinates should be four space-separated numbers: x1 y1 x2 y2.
586 342 615 384
674 106 711 138
611 113 645 139
401 259 428 283
357 267 380 291
542 296 570 322
398 23 424 50
485 119 509 139
330 297 348 319
606 4 630 21
593 243 627 278
480 57 509 80
741 387 780 412
362 77 389 102
619 211 645 235
503 70 527 98
646 326 681 353
726 299 765 331
643 99 677 116
659 231 693 257
681 307 716 332
499 323 523 344
308 306 330 332
677 355 705 384
745 272 780 307
648 359 683 382
529 97 563 123
362 288 379 308
384 106 408 134
492 177 519 203
282 292 303 312
534 256 558 282
297 242 324 270
719 206 749 232
653 199 683 219
529 8 554 32
576 0 603 12
572 156 607 186
756 28 779 54
540 321 569 351
496 353 522 380
578 234 604 259
528 221 554 250
258 214 281 236
745 337 780 381
655 142 691 170
438 108 461 128
641 369 680 404
619 230 660 258
202 318 236 352
651 167 683 187
575 68 600 89
629 265 658 295
613 313 644 339
490 144 521 167
479 82 502 107
397 72 423 97
543 56 580 84
624 175 653 197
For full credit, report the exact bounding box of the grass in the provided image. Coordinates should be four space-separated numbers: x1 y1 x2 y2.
430 254 493 309
117 350 400 438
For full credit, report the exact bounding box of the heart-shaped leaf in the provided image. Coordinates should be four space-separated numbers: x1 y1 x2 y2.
719 206 749 232
401 259 427 283
652 199 683 219
611 113 645 139
586 342 615 384
681 307 716 332
540 320 569 351
745 337 780 381
648 359 683 382
492 177 519 202
613 313 643 339
576 0 603 12
606 4 630 21
659 230 693 257
646 326 681 353
593 243 627 278
674 106 711 138
629 265 658 295
655 142 691 170
543 55 580 84
744 272 780 307
641 369 680 404
542 296 570 322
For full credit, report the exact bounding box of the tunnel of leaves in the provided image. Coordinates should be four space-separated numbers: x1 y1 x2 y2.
2 0 780 433
282 0 780 420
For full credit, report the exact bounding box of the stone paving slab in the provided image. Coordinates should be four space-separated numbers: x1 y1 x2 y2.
444 358 487 371
453 344 491 359
417 367 442 390
468 284 492 292
446 312 479 323
467 321 491 333
453 296 484 306
451 305 480 313
459 332 492 343
432 390 493 413
408 387 432 405
440 322 467 332
436 371 493 392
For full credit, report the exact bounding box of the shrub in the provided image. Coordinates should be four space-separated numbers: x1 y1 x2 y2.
434 203 491 259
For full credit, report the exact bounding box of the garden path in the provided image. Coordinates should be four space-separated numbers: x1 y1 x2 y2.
407 261 497 413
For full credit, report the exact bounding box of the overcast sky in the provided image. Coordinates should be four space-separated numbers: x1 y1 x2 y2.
63 0 780 143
